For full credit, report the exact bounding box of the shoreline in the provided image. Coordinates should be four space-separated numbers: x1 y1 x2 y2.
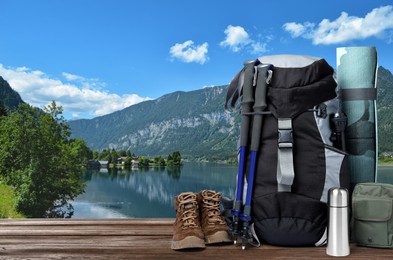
378 163 393 167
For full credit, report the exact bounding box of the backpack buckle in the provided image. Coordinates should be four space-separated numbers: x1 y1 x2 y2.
278 129 293 148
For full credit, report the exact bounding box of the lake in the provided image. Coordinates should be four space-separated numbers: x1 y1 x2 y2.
71 163 393 218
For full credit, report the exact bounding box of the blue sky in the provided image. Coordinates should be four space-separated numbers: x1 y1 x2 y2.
0 0 392 119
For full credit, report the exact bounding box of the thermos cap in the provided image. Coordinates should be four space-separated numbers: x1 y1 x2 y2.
328 187 349 207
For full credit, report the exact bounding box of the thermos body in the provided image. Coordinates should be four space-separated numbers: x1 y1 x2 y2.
327 187 350 257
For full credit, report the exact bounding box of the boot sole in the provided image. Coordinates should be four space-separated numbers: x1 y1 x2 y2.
205 230 232 244
171 235 206 250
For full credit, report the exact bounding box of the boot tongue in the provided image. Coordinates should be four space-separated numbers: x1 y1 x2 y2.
183 202 196 209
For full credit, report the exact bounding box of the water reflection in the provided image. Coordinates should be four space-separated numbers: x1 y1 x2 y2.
72 201 129 218
73 164 393 218
72 162 237 218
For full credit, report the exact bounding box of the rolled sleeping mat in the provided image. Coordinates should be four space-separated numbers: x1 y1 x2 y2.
336 46 378 186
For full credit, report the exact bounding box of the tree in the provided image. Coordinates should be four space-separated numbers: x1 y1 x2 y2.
109 148 117 165
138 157 150 167
98 149 110 160
92 150 99 160
0 102 86 217
126 150 132 157
124 156 132 168
69 138 93 167
172 151 182 165
154 156 166 166
167 152 181 166
0 104 7 118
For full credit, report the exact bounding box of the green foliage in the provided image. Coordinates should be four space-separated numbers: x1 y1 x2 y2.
0 102 87 217
0 182 25 218
167 151 181 166
124 156 133 167
138 157 151 167
154 156 166 166
91 148 180 168
378 154 393 166
97 149 110 160
109 149 118 165
69 138 93 167
0 104 8 118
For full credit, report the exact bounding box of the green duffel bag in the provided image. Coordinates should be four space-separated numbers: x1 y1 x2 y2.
352 183 393 248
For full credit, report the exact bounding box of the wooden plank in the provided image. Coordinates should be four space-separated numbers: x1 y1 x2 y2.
0 218 174 226
0 229 171 236
1 242 393 259
0 219 393 259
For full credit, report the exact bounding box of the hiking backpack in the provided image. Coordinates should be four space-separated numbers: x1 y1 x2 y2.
225 55 350 247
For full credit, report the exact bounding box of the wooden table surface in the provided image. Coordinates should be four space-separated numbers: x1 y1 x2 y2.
0 218 392 259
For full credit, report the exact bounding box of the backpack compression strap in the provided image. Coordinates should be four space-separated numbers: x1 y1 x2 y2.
257 55 336 193
277 118 295 192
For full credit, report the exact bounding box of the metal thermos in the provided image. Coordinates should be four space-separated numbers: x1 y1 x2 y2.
327 187 350 257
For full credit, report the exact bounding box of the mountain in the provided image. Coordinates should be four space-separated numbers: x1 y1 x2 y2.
1 66 390 161
0 76 24 109
69 86 240 160
69 66 393 160
377 66 393 154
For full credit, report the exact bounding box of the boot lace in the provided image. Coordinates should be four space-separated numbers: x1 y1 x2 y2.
201 190 226 225
178 192 199 229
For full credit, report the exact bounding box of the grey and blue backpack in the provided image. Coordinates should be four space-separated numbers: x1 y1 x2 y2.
225 55 350 247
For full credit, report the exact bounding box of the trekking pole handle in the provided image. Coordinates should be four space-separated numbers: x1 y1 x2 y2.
249 65 271 151
242 61 257 108
239 61 257 147
254 65 271 111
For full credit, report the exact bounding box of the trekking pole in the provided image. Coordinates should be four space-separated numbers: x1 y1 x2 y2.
240 64 271 250
231 60 257 244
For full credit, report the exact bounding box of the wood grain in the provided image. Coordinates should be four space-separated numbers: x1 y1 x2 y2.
0 219 392 259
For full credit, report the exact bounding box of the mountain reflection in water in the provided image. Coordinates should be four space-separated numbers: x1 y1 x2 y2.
72 163 393 218
72 162 237 218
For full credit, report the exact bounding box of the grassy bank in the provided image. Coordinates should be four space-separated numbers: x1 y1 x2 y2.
378 157 393 167
0 182 25 218
378 162 393 167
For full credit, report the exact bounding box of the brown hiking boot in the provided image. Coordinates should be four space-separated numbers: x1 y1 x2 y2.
171 192 205 250
198 190 232 244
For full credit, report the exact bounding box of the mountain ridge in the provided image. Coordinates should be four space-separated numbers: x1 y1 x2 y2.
1 67 392 160
376 66 393 154
68 85 240 160
0 76 25 109
68 66 393 160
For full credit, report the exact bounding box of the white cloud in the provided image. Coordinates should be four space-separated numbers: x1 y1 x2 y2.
283 22 315 38
220 25 269 54
250 42 267 54
283 5 393 45
220 25 251 52
62 72 85 81
0 64 151 119
169 40 209 64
